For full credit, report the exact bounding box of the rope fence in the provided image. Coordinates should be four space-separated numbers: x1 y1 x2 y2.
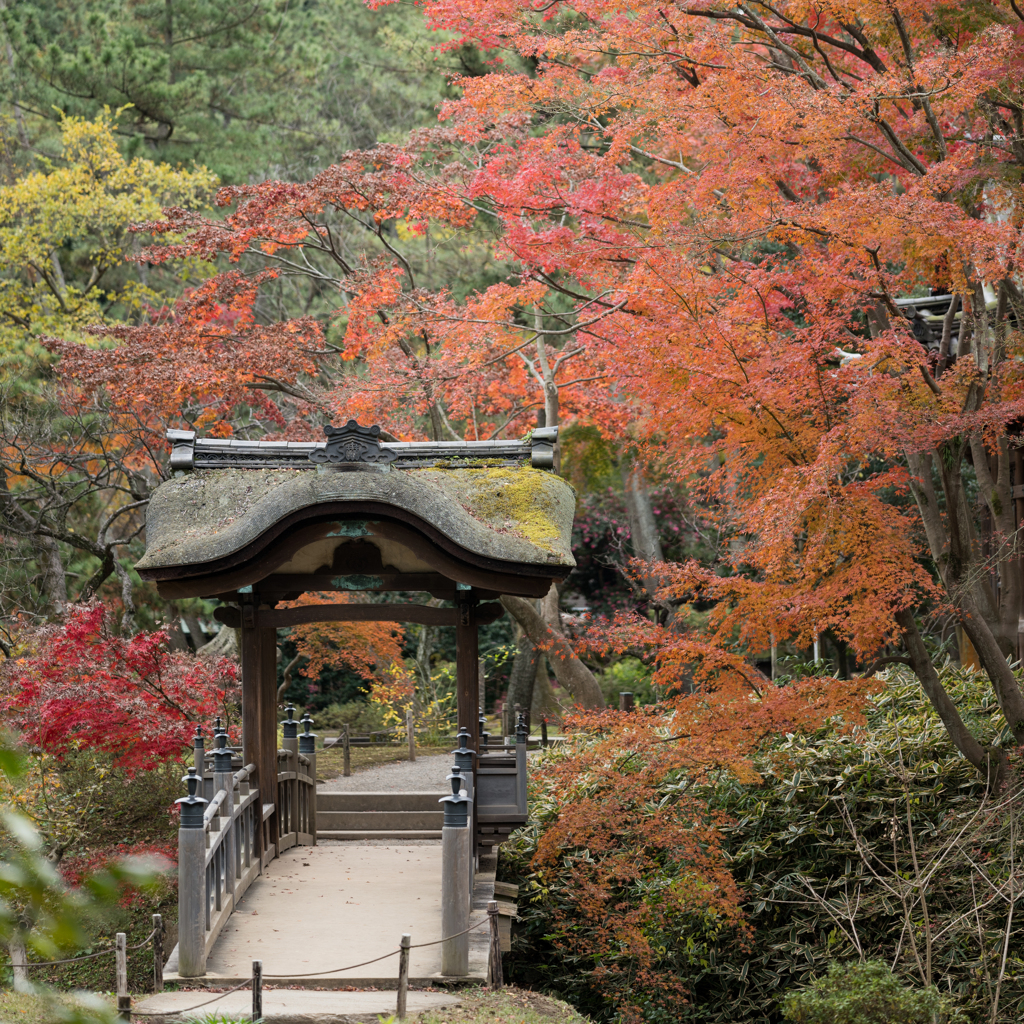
19 904 502 1022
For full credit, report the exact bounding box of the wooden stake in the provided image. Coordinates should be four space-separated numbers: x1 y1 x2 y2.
487 900 503 989
397 932 411 1019
152 914 163 992
407 708 416 762
115 932 130 1020
253 959 263 1022
342 724 351 777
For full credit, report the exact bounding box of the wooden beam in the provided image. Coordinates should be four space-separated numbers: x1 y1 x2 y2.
215 602 504 629
258 572 461 597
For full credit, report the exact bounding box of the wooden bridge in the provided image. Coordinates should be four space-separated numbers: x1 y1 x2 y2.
132 421 574 986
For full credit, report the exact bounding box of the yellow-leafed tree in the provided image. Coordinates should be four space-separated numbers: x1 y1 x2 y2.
0 109 216 378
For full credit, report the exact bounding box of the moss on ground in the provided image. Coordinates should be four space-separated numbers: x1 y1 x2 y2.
0 990 115 1023
419 986 592 1023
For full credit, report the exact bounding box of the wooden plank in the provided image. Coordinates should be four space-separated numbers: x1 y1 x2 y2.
261 572 455 594
278 832 298 854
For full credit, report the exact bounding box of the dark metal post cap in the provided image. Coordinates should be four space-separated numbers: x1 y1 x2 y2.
176 766 208 828
282 705 298 739
440 766 470 827
516 711 528 744
299 714 317 755
213 728 233 772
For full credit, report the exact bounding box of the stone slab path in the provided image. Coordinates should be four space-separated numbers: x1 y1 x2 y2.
132 986 460 1022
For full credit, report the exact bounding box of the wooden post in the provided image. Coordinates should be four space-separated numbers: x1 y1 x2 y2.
342 723 351 777
260 626 279 854
407 707 416 762
541 716 548 748
152 914 163 993
440 768 471 977
115 932 129 1020
253 959 263 1023
175 767 208 978
456 594 480 754
240 607 264 865
619 691 635 712
300 713 318 844
396 933 411 1019
487 900 503 989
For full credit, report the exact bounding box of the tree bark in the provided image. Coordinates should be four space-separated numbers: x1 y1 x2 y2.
506 634 540 716
199 623 239 661
621 461 666 603
38 535 66 616
499 595 605 709
895 608 1003 781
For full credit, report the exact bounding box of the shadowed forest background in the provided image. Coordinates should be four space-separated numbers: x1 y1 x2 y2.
1 0 1024 1021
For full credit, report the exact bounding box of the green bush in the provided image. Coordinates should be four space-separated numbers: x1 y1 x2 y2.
503 667 1023 1023
782 961 961 1024
598 656 658 706
316 700 387 734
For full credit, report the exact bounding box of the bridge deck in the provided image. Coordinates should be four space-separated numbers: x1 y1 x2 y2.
164 840 490 988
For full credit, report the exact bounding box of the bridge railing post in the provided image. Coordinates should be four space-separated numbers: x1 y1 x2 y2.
440 765 471 977
299 713 317 844
452 728 475 896
282 706 298 839
176 765 208 978
212 719 235 907
515 712 528 816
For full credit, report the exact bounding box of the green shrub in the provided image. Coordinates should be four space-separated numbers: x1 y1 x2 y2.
503 667 1023 1023
782 960 962 1024
316 700 387 734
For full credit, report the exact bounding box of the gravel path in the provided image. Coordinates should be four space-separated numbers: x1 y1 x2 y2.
317 752 451 793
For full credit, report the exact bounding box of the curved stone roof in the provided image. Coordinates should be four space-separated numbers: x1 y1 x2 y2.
136 464 576 581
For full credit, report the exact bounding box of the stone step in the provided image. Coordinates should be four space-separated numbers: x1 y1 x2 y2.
317 791 443 812
317 829 442 841
317 809 443 831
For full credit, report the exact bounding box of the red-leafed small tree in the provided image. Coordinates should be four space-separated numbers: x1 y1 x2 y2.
1 602 239 773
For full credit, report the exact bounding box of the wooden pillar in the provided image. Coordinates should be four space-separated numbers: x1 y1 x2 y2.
456 593 479 754
240 605 264 864
260 626 279 853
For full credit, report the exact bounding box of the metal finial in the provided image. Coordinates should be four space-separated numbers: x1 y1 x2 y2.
286 706 295 722
301 712 314 735
448 764 462 797
176 765 208 827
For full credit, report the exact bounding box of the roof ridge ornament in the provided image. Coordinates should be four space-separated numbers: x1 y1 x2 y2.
309 421 398 466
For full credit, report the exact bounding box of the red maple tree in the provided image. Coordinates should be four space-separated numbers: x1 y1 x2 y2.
1 603 239 773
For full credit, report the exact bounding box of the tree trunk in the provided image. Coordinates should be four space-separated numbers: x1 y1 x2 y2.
621 461 666 603
506 635 540 716
183 613 209 650
499 595 605 709
38 535 66 616
199 624 239 661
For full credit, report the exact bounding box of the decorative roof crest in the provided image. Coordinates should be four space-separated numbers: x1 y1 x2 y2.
309 421 397 466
